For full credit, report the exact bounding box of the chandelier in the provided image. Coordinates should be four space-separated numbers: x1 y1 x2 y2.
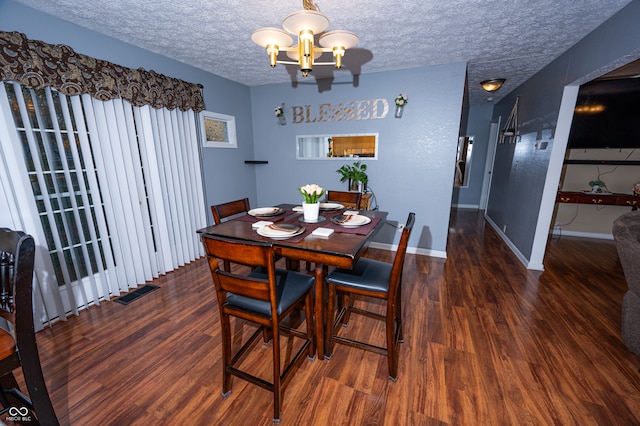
251 0 359 77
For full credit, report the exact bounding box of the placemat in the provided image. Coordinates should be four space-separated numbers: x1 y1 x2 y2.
325 216 382 235
271 211 380 241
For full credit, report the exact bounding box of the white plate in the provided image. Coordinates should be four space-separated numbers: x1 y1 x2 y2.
248 207 284 217
331 214 372 228
257 224 305 239
320 202 344 210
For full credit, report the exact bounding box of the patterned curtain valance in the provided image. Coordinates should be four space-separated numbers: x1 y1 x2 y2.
0 31 205 112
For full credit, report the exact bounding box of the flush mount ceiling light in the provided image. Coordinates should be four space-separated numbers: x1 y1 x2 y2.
480 78 506 92
251 0 359 77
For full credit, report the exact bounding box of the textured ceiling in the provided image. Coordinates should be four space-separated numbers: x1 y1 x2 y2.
10 0 634 105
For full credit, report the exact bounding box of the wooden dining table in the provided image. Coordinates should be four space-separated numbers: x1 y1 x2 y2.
197 203 388 359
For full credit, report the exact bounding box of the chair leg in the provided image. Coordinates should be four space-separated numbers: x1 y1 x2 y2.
386 305 399 381
220 314 233 397
326 283 337 358
263 328 273 345
341 294 354 326
271 325 282 423
305 292 316 360
396 282 404 343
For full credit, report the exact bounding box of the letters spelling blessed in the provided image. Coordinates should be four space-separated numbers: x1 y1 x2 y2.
291 99 389 124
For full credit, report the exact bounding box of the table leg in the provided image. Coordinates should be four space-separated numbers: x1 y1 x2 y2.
314 264 325 359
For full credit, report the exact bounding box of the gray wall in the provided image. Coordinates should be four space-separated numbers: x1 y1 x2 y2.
1 0 260 225
250 64 467 252
487 0 640 262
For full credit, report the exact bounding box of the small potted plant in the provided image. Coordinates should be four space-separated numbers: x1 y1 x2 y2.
336 161 368 192
589 178 607 193
298 184 325 221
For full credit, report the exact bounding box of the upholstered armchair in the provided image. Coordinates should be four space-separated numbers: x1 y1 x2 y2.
612 211 640 355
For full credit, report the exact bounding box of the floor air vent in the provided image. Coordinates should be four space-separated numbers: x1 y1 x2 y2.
113 284 160 305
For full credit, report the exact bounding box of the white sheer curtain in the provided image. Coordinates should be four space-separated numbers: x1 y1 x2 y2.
0 82 206 327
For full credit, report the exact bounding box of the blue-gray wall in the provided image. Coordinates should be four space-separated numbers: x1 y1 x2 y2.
487 0 640 262
250 65 467 251
1 0 260 224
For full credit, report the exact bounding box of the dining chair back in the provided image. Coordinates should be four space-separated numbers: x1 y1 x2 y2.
325 212 415 381
325 190 362 210
211 198 251 271
201 234 315 423
0 228 58 425
211 197 251 224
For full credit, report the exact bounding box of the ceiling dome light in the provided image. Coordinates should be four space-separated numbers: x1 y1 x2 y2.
480 78 506 92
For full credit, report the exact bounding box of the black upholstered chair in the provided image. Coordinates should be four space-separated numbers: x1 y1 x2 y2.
211 198 251 272
0 228 58 425
326 212 415 381
201 234 315 423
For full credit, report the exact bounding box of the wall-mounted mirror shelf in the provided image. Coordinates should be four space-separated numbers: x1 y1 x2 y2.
296 133 378 160
454 136 473 187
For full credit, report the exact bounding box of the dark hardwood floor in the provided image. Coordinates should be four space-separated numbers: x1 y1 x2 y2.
16 208 640 425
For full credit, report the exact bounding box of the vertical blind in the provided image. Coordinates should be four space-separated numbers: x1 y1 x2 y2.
0 82 206 326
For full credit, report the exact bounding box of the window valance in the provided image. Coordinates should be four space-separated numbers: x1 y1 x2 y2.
0 31 205 112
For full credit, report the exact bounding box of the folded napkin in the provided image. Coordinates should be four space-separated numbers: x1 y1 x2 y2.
311 227 334 237
251 220 273 229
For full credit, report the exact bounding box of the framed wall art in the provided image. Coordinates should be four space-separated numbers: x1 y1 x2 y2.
200 111 237 148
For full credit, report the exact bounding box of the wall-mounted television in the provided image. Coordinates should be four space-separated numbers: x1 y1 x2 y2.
567 78 640 150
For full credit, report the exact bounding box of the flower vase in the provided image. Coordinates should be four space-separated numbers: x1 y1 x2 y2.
302 202 320 222
278 115 286 125
395 105 404 118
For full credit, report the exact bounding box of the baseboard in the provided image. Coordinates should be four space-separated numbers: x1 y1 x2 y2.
368 242 446 258
550 229 614 240
484 214 539 270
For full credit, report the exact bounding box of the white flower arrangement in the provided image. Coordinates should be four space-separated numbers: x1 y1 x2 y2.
633 181 640 196
274 105 284 117
298 184 325 204
395 94 408 107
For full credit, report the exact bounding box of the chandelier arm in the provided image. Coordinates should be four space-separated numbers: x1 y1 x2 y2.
276 60 302 65
276 60 337 66
276 46 333 53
